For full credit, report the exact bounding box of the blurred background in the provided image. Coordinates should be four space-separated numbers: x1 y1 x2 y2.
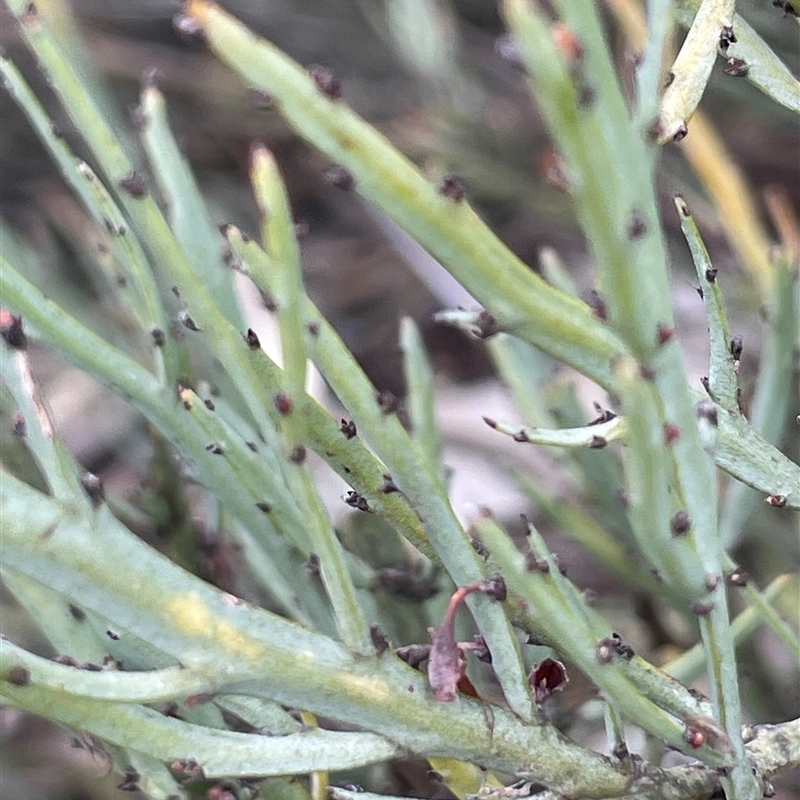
0 1 798 798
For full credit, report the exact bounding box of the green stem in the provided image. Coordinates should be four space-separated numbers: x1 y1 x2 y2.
0 473 631 794
183 0 629 391
400 316 446 487
225 225 534 719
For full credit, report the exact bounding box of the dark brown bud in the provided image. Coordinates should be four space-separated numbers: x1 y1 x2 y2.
471 635 492 663
344 490 371 512
151 328 166 347
170 758 205 779
369 623 390 655
719 25 737 49
663 424 681 444
671 510 691 536
0 310 27 350
437 174 466 202
656 323 674 345
525 552 550 573
730 335 743 361
612 743 630 760
260 290 278 311
470 535 490 561
103 217 125 236
304 552 320 576
309 65 342 99
339 418 357 438
627 208 647 239
179 310 200 331
288 445 306 464
376 390 398 415
551 553 567 576
274 392 293 415
116 770 141 792
307 322 320 337
12 414 26 438
765 494 787 507
577 84 595 106
724 58 749 77
118 172 147 198
324 165 355 190
255 501 272 513
589 404 616 425
696 398 718 426
615 640 635 659
587 289 607 321
589 435 607 449
672 123 688 142
705 574 721 592
7 666 30 686
541 148 571 192
380 474 399 494
205 443 224 455
22 3 38 24
482 575 506 601
475 309 500 338
395 643 431 669
245 328 260 349
691 602 714 616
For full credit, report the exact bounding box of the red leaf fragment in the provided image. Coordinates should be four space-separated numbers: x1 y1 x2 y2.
427 578 505 702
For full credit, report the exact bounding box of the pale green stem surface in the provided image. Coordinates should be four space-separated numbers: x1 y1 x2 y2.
250 145 371 654
721 258 799 543
139 82 242 328
514 472 658 595
0 684 401 776
675 196 738 412
0 55 173 382
0 472 632 794
665 574 799 683
676 0 800 113
183 0 630 392
486 415 627 448
658 0 736 143
471 514 731 766
4 0 293 478
400 316 447 487
636 0 675 129
224 226 534 719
